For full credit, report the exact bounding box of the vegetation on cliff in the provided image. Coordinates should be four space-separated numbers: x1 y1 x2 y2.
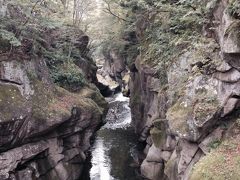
0 0 97 91
97 0 240 179
1 0 240 179
98 0 220 84
191 119 240 180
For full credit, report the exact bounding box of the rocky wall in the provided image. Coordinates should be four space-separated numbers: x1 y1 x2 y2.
127 1 240 179
0 2 108 179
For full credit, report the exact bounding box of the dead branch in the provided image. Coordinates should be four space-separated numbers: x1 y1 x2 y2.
103 1 133 23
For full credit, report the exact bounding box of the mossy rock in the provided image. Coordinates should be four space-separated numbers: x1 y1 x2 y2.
78 86 108 115
0 77 104 124
193 86 220 127
153 119 166 130
30 79 63 120
193 101 219 127
53 86 103 118
166 100 192 135
0 37 11 52
190 137 240 180
224 21 240 52
30 79 102 121
0 84 27 122
150 127 167 148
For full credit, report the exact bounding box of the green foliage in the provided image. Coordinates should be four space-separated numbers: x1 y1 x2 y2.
105 0 210 85
51 61 86 91
0 29 21 47
39 17 63 29
228 0 240 18
208 140 221 149
141 0 207 67
191 137 240 180
0 0 89 91
44 47 87 91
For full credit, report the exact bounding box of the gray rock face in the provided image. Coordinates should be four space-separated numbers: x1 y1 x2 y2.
103 50 127 84
0 56 107 180
0 57 107 180
0 2 109 179
125 0 240 179
0 27 107 180
141 159 164 180
0 60 35 97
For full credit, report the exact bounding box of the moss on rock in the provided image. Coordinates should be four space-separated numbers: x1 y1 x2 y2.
190 136 240 180
78 86 108 115
153 119 165 130
193 100 219 127
150 127 167 148
225 21 240 45
166 100 192 135
0 84 27 122
30 78 103 122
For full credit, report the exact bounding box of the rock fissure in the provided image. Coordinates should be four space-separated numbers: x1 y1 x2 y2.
0 79 23 86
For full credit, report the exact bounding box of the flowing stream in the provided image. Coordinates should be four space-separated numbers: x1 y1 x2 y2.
82 93 143 180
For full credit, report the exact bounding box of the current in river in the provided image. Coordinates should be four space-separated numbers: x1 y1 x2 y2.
82 93 143 180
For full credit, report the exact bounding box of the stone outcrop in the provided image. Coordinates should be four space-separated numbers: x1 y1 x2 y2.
100 37 135 97
0 55 108 180
106 0 240 179
0 2 108 180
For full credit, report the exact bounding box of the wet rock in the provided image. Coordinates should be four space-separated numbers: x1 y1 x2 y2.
146 136 153 145
101 48 129 93
146 145 171 163
96 72 120 97
150 127 166 149
144 144 151 155
139 126 151 142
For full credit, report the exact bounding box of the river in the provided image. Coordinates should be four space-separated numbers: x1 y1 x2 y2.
81 93 143 180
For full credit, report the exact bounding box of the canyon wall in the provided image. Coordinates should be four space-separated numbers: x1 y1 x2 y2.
135 1 240 179
0 1 108 179
105 0 240 179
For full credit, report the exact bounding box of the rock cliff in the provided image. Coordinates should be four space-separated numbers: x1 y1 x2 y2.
136 1 240 179
0 1 108 179
104 0 240 179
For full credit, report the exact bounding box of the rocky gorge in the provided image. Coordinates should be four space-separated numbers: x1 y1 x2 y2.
1 0 240 180
102 0 240 179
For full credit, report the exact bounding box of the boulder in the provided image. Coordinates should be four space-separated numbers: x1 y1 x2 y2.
141 159 164 180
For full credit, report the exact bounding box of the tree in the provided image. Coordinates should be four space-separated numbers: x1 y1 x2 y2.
72 0 94 26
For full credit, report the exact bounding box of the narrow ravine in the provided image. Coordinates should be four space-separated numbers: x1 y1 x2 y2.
82 93 143 180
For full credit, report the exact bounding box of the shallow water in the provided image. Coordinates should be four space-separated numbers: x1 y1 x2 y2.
82 93 143 180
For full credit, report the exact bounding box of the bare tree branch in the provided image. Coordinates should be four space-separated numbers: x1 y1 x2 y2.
15 0 44 38
103 1 133 23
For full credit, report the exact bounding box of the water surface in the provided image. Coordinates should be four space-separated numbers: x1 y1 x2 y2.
82 93 143 180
